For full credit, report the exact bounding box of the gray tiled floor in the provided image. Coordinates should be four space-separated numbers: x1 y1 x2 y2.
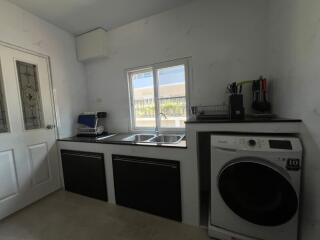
0 191 210 240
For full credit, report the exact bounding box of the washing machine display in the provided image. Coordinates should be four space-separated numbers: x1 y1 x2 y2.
269 140 293 150
218 158 298 226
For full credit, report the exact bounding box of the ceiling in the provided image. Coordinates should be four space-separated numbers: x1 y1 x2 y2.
8 0 195 35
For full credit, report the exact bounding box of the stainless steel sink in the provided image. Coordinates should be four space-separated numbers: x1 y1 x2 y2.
148 134 185 144
121 133 184 144
122 134 156 143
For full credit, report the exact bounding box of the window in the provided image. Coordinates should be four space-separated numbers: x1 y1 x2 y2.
128 58 190 131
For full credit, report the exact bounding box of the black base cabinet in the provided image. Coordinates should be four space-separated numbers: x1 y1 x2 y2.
112 155 182 221
61 150 108 201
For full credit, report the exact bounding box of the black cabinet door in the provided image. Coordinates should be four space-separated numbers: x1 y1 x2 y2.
113 155 182 222
61 150 108 201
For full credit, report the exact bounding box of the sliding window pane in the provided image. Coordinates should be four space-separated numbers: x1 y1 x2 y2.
130 70 156 128
157 65 186 128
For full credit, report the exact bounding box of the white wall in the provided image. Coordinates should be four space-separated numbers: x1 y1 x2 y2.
267 0 320 239
85 0 268 132
0 0 88 138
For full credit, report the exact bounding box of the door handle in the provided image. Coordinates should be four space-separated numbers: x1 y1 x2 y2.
46 124 55 129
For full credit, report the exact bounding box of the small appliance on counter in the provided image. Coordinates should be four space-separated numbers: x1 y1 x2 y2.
77 112 107 137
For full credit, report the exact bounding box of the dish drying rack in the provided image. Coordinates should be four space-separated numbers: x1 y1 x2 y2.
192 105 229 120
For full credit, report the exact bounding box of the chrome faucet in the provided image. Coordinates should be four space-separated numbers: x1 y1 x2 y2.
155 126 159 136
159 112 168 119
154 112 168 136
155 113 168 135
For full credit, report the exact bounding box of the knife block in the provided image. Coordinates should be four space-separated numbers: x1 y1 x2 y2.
229 94 245 120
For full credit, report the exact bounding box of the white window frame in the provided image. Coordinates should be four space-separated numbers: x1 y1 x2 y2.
127 57 191 133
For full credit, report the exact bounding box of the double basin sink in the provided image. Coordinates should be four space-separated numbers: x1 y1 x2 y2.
122 133 185 144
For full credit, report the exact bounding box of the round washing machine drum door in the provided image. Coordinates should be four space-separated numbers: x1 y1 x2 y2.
218 159 298 226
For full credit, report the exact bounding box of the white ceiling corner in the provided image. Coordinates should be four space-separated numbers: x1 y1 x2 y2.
8 0 196 35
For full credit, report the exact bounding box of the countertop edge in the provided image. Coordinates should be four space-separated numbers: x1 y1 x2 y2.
185 119 302 124
57 139 187 149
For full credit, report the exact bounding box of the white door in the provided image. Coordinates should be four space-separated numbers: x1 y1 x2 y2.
0 44 61 219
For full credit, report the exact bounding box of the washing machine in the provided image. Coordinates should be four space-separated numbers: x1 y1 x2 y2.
209 134 302 240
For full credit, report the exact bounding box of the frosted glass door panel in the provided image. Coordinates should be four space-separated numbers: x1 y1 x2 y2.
16 61 44 130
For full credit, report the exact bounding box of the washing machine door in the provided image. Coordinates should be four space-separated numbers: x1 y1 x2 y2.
218 158 298 226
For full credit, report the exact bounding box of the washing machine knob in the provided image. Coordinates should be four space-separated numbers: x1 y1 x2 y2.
248 139 256 146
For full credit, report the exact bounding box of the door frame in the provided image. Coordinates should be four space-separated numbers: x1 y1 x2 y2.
0 40 60 139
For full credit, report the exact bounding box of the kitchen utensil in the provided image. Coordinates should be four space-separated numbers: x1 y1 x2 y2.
252 77 271 113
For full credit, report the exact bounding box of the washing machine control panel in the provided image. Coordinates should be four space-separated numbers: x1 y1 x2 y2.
238 138 269 149
248 139 256 146
213 135 302 152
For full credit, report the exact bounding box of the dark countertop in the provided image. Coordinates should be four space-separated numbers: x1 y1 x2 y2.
185 117 302 124
58 133 187 149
